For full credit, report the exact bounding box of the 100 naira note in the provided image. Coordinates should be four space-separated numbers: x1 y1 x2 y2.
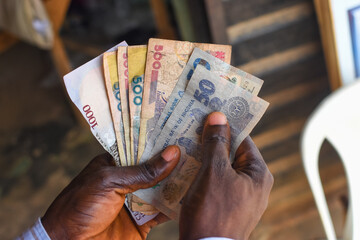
134 65 269 219
137 39 232 163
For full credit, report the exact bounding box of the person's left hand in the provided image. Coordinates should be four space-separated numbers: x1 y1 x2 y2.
41 145 180 240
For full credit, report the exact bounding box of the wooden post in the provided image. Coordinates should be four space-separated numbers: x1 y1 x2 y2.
313 0 342 91
204 0 229 44
43 0 88 126
150 0 177 40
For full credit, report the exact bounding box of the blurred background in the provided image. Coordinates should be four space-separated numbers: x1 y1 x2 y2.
0 0 351 239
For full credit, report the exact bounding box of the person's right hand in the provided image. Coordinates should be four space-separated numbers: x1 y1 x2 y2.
179 112 274 240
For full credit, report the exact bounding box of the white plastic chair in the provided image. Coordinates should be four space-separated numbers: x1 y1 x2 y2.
301 80 360 240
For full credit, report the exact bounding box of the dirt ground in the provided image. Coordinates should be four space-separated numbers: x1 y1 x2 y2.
0 42 178 240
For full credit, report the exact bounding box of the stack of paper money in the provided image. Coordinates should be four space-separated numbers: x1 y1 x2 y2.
64 38 268 224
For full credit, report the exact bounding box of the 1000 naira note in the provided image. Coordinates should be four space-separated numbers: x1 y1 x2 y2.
64 41 127 166
137 39 232 163
134 65 269 219
139 48 264 163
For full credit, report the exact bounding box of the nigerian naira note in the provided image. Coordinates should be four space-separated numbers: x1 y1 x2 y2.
117 46 131 165
134 65 269 219
128 45 147 165
103 51 127 166
140 47 263 163
137 38 232 163
64 41 127 166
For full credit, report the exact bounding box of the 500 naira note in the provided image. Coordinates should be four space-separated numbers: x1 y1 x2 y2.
128 45 147 165
137 39 232 163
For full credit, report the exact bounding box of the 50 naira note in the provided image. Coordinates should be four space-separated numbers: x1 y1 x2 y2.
140 47 263 163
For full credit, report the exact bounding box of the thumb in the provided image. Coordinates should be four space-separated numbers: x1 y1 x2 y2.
201 112 231 172
109 145 180 194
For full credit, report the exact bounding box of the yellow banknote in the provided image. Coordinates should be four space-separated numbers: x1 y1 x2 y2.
138 38 232 162
103 51 127 166
128 45 147 165
117 46 131 165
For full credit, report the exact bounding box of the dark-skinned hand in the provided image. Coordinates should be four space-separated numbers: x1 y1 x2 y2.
180 112 274 240
41 145 180 240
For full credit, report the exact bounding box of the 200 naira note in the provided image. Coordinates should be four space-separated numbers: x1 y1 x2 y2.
137 39 232 163
103 51 127 166
140 48 264 163
117 46 131 164
64 41 127 166
134 65 269 219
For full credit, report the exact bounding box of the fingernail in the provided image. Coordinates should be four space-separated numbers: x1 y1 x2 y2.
208 112 227 125
162 146 179 162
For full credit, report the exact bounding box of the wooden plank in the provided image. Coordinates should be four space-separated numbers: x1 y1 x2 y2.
253 118 306 150
223 0 305 25
313 0 342 90
265 176 346 232
253 88 328 137
259 54 328 96
238 42 320 76
258 195 345 239
231 16 320 66
204 0 229 44
268 152 301 175
227 2 313 44
263 78 326 111
261 134 301 165
269 162 344 208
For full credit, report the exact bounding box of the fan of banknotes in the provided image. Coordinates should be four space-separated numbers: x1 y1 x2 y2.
63 38 269 225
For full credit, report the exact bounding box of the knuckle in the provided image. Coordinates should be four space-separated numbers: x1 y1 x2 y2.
139 162 160 183
204 134 230 146
90 153 114 166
